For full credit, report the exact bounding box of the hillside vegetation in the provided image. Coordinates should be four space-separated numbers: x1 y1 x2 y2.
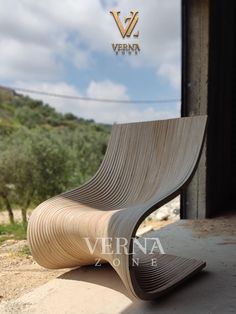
0 87 111 224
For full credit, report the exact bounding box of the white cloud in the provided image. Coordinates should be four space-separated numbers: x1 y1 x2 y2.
0 38 62 81
87 80 129 101
15 80 179 124
158 63 181 89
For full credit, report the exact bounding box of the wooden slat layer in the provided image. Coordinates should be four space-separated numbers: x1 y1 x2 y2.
131 253 205 299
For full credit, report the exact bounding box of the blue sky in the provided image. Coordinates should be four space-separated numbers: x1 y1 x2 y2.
0 0 181 123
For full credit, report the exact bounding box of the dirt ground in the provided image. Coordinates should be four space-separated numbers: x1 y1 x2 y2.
0 210 75 302
0 240 68 303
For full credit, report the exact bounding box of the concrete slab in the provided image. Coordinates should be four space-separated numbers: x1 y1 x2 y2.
1 218 235 314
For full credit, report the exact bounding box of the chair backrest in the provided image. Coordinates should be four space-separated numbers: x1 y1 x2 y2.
63 116 207 209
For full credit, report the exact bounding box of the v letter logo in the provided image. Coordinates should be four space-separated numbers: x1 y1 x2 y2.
110 11 139 38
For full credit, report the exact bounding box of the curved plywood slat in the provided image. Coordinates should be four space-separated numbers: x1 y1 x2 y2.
28 116 207 300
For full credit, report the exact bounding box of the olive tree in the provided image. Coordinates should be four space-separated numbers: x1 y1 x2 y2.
0 128 73 224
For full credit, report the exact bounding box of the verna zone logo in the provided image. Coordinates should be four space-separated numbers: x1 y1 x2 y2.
110 10 141 55
83 237 165 267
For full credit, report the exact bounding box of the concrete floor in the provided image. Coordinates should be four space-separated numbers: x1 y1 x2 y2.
1 217 235 314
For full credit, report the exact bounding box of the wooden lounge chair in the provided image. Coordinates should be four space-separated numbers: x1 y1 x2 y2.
28 116 207 300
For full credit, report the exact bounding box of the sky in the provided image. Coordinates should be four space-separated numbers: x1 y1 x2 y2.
0 0 181 124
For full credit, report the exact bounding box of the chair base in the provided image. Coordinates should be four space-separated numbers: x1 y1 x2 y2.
130 252 206 300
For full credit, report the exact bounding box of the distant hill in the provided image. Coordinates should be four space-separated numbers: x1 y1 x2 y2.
0 86 111 134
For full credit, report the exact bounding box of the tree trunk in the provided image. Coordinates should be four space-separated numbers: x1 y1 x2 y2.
21 199 30 225
21 208 27 224
2 195 14 224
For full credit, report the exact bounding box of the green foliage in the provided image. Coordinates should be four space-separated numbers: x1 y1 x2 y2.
0 223 27 245
0 88 111 224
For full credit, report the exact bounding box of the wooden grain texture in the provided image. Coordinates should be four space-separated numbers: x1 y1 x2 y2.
28 116 207 300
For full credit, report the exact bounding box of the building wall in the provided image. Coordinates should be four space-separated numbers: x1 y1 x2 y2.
181 0 209 218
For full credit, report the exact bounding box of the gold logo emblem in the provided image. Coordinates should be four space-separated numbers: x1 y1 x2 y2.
110 10 140 55
110 10 139 38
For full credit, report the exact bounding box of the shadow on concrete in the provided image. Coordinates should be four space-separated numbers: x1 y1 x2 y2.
120 270 212 313
58 263 136 301
58 264 210 311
